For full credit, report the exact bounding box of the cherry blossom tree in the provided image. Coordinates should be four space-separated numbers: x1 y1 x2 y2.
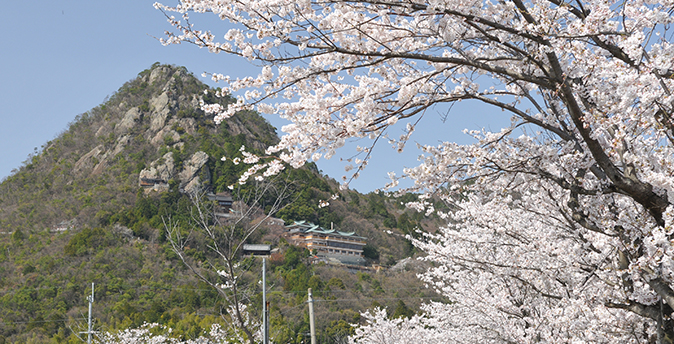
155 0 674 342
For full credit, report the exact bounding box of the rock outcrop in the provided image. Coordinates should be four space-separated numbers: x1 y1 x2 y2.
149 92 173 132
179 151 210 195
73 145 105 175
115 107 142 135
138 150 211 194
138 152 175 192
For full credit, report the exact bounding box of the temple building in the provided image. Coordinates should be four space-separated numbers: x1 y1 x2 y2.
206 192 234 220
285 221 367 265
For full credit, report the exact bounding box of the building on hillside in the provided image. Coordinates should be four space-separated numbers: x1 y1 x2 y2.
206 192 234 219
139 177 168 191
51 219 77 232
285 221 367 265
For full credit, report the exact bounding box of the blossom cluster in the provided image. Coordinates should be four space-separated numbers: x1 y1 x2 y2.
96 323 236 344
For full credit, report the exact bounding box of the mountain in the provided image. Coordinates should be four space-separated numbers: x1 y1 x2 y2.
0 64 439 343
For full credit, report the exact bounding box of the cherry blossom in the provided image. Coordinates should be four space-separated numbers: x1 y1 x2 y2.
156 0 674 341
96 322 255 343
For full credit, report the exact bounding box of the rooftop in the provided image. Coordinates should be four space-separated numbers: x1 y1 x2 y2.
286 221 366 239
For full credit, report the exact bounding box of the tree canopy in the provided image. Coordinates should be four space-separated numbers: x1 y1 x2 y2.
157 0 674 342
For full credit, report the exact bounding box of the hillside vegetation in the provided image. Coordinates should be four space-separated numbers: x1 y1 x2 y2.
0 64 442 343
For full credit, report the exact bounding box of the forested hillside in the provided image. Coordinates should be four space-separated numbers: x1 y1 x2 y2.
0 64 441 343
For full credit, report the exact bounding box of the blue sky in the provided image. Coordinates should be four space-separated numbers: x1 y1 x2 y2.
1 1 509 193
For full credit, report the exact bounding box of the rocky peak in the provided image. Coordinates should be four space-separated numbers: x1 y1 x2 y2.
55 63 276 198
148 65 173 85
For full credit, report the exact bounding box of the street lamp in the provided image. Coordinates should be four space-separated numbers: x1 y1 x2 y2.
242 244 271 344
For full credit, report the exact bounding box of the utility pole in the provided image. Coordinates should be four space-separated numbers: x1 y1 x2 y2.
263 257 269 344
308 288 316 344
80 283 95 344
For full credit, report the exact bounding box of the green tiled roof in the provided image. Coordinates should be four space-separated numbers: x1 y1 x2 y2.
286 221 366 240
